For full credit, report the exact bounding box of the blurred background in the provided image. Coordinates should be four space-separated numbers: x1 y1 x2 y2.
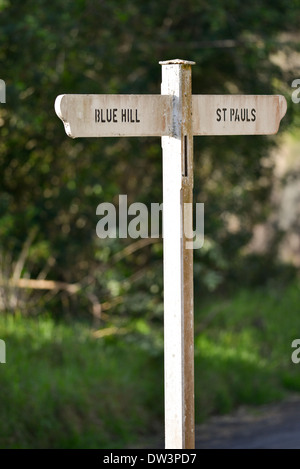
0 0 300 449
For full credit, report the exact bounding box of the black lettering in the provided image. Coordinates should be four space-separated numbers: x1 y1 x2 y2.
121 109 126 122
135 109 140 123
222 108 227 121
216 108 221 121
130 109 134 123
240 109 246 122
230 108 234 121
234 109 240 122
113 109 118 123
246 109 251 122
251 108 256 121
95 109 100 123
106 109 112 123
100 109 106 123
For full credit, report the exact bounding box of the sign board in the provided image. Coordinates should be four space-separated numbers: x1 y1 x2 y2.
56 93 287 138
192 94 287 135
55 94 172 138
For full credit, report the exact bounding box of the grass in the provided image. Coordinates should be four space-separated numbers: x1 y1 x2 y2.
194 281 300 419
0 280 300 448
0 315 163 448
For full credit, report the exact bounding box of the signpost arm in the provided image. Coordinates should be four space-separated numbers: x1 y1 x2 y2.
160 59 195 449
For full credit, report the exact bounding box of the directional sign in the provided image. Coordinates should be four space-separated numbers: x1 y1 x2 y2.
55 94 172 138
55 59 288 451
56 93 287 138
192 94 287 135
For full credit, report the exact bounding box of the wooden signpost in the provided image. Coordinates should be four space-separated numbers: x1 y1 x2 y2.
55 59 287 450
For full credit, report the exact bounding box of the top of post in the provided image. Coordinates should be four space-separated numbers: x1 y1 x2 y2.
159 59 195 65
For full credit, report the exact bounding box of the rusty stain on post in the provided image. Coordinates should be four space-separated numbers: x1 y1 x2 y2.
181 63 195 451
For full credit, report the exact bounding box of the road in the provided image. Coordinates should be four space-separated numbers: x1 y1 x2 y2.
195 394 300 449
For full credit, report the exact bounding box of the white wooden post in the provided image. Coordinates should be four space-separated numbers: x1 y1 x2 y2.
160 59 195 449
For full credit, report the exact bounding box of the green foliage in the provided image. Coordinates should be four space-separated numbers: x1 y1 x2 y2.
194 281 300 420
1 281 300 448
0 0 300 451
0 315 164 448
0 1 299 319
